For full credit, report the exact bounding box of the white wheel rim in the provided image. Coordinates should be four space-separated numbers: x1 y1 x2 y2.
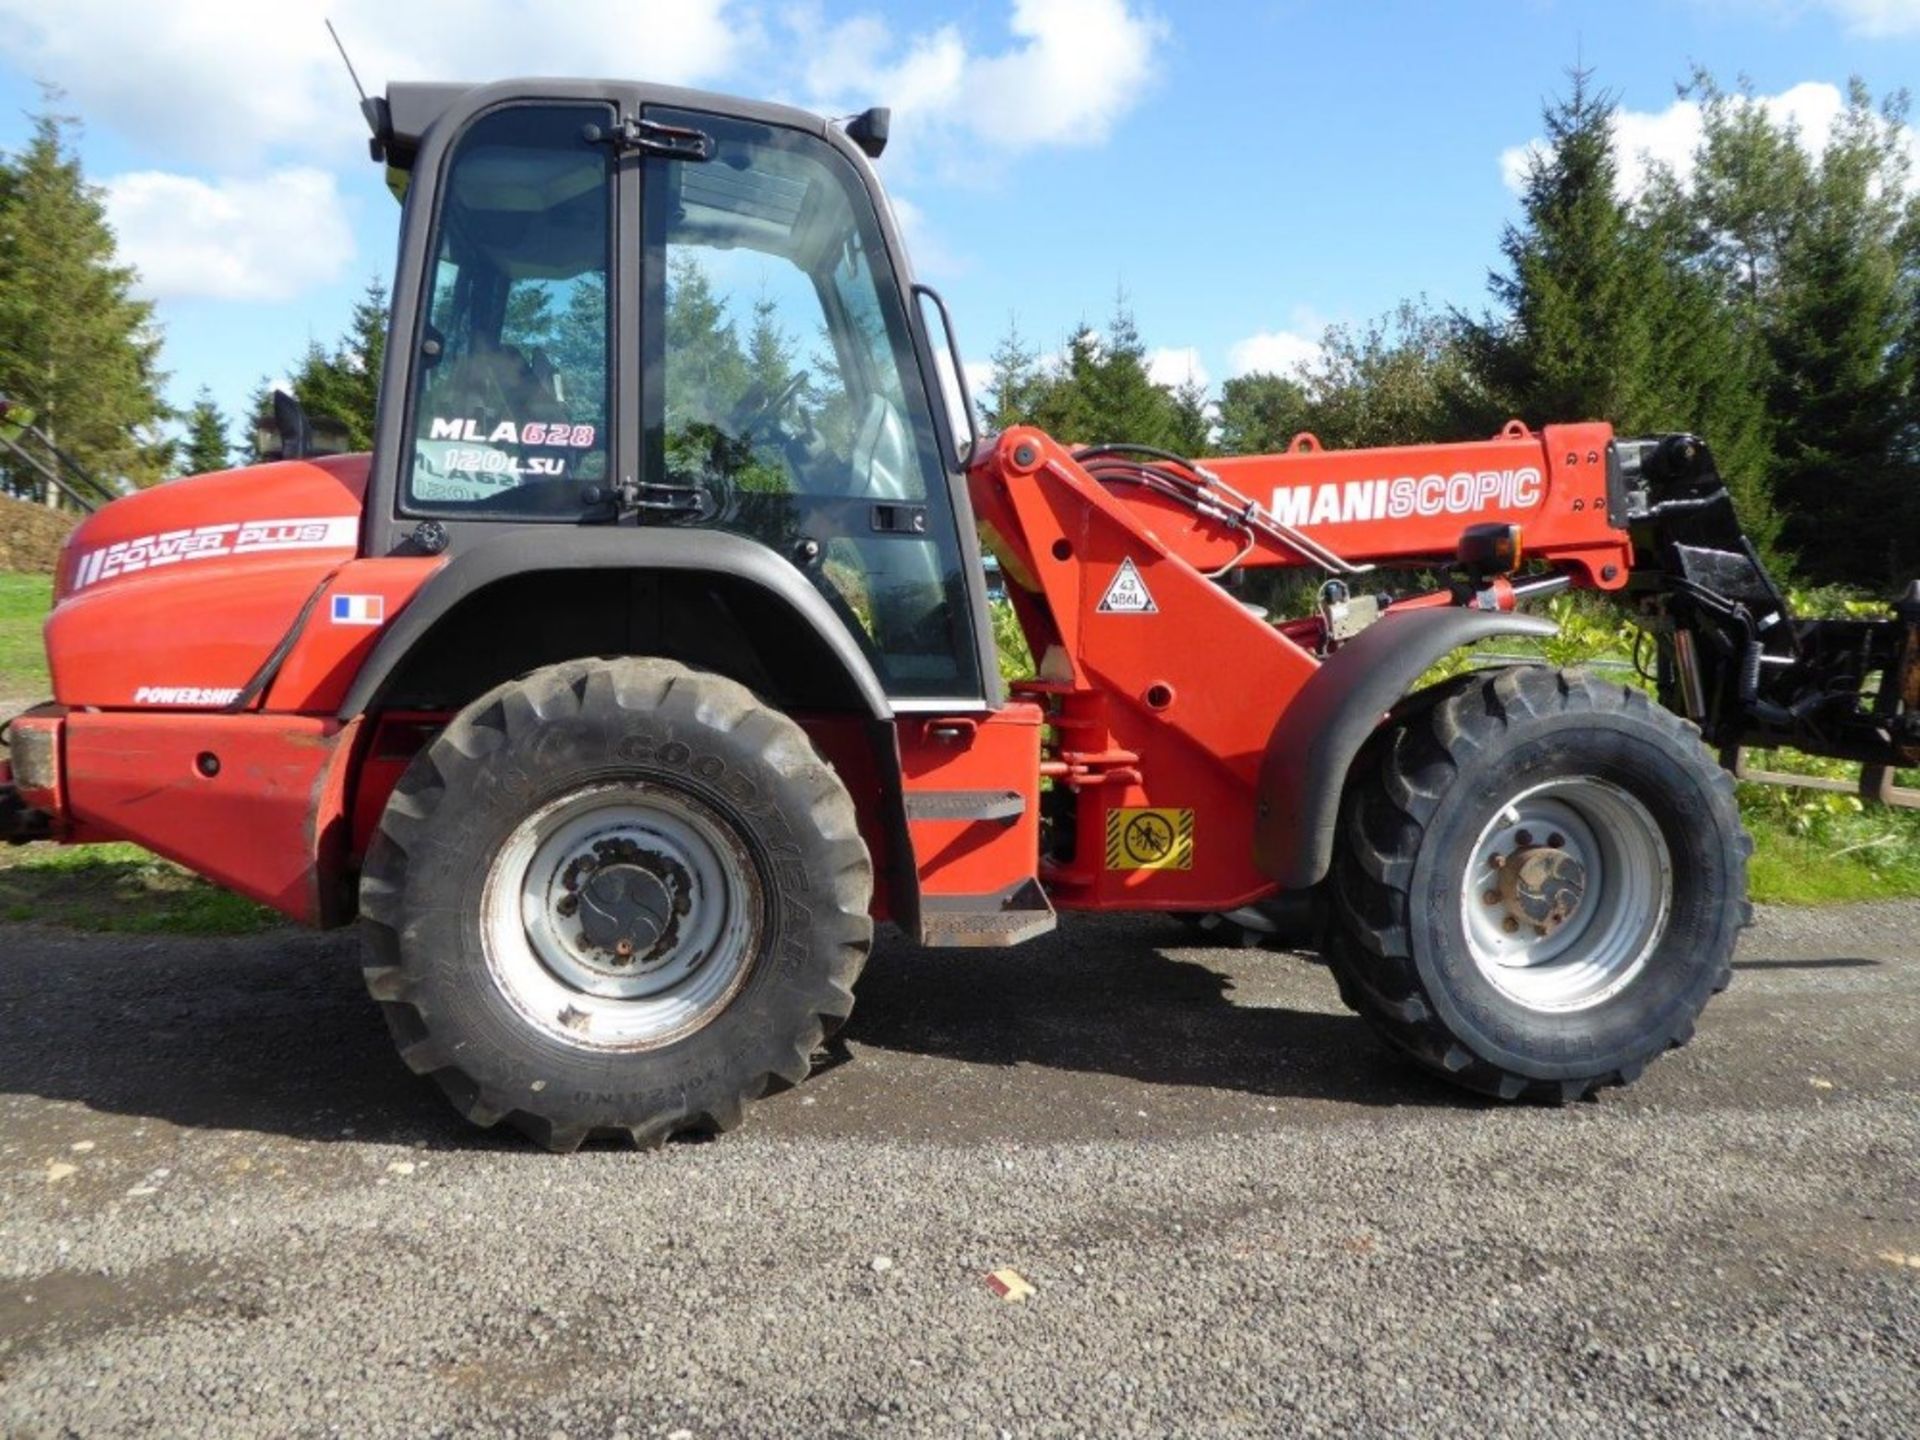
1459 777 1673 1013
481 782 762 1051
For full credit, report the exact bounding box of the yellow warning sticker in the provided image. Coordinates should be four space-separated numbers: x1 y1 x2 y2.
1105 807 1195 870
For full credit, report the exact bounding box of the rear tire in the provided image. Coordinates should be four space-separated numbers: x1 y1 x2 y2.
1327 666 1750 1101
360 657 872 1151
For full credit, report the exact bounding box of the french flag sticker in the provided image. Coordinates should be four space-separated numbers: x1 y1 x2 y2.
331 593 386 627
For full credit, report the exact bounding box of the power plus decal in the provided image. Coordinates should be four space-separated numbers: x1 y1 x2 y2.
72 517 359 591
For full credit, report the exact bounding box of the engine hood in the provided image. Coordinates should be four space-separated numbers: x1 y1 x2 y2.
57 453 370 601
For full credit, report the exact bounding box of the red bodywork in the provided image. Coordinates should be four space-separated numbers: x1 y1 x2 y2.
21 420 1630 931
965 422 1626 913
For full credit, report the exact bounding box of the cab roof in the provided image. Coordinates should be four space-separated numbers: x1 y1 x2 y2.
365 80 838 174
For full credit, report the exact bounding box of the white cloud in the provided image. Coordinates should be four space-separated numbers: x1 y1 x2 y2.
802 15 970 120
1801 0 1920 35
1499 80 1912 199
2 0 1165 313
791 0 1166 160
1228 330 1322 379
0 0 745 168
966 0 1166 149
1146 346 1208 388
104 168 355 301
0 0 1158 170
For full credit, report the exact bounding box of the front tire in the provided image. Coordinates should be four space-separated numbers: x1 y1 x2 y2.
1328 666 1751 1101
360 657 872 1150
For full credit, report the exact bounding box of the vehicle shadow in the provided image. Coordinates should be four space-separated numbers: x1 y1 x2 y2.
0 913 1496 1149
839 912 1469 1113
0 927 474 1149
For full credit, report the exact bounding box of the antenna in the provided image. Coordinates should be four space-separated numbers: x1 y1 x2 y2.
325 18 369 107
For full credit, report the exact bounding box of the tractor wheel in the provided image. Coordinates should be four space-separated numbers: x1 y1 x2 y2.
359 657 872 1151
1327 666 1750 1102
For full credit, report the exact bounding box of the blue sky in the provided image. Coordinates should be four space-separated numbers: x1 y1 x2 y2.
1 0 1916 446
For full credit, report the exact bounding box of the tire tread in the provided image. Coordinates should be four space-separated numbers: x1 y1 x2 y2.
360 656 873 1151
1325 665 1749 1102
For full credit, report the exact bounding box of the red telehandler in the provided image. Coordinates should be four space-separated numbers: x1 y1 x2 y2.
6 80 1918 1149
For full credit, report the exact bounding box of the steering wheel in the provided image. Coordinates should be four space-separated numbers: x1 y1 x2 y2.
730 370 811 449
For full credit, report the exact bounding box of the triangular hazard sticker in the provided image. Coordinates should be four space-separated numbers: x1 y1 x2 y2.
1097 557 1157 614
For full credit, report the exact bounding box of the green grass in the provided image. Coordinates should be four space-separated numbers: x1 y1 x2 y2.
0 572 52 697
0 842 280 935
1747 825 1920 905
1735 750 1920 904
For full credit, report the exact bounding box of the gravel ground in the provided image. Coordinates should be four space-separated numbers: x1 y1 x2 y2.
0 903 1915 1437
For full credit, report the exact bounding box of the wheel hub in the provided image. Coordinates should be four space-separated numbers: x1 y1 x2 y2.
1495 845 1588 937
574 858 676 963
482 782 763 1050
1461 778 1673 1013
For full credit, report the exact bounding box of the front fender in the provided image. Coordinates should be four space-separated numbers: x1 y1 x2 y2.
336 527 893 722
335 528 919 934
1254 607 1557 890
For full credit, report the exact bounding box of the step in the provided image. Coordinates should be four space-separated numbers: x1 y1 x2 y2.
918 879 1056 948
904 789 1027 823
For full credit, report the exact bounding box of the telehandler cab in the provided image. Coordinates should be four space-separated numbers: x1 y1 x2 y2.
7 79 1919 1150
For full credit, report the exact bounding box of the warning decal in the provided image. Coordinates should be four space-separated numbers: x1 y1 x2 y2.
1097 557 1157 614
1105 807 1195 870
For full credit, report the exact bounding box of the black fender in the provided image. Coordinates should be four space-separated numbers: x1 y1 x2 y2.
339 528 891 720
1253 607 1557 891
338 527 919 931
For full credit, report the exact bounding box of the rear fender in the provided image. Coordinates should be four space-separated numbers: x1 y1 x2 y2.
1254 608 1558 890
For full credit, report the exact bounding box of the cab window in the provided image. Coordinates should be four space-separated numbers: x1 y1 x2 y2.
642 109 981 699
404 105 612 517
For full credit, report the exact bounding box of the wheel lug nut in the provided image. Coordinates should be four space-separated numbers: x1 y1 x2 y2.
1502 917 1520 934
1482 889 1501 905
1515 829 1533 847
1548 832 1565 848
1490 852 1506 868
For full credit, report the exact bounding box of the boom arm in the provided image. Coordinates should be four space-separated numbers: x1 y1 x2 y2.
967 419 1920 916
1066 420 1633 590
963 422 1615 910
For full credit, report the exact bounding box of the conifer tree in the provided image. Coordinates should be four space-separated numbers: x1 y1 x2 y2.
983 317 1044 431
180 386 230 475
1763 85 1917 585
1465 70 1666 430
0 101 169 502
1469 70 1785 560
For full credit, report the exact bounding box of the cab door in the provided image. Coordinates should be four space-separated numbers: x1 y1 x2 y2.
636 104 989 706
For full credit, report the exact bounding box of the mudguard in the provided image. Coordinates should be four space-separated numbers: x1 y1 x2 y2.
337 527 892 721
1253 607 1558 890
336 527 919 933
